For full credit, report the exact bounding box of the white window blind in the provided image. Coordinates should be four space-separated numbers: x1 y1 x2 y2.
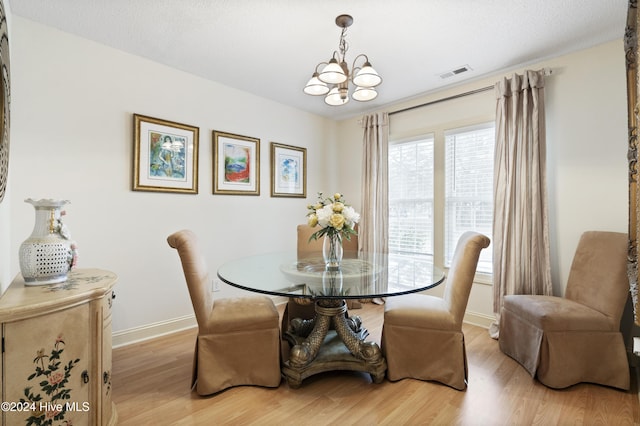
444 123 494 273
388 136 434 256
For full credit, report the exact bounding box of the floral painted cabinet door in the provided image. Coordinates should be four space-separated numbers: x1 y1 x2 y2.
3 304 91 425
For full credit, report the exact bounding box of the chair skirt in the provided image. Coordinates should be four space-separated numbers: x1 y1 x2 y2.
193 297 282 395
499 301 630 390
382 324 468 390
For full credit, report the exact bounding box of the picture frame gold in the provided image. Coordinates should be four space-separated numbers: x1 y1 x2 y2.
625 1 640 325
133 114 199 194
270 142 306 198
212 130 260 195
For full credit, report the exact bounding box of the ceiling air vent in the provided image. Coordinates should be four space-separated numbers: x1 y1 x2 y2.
439 65 472 79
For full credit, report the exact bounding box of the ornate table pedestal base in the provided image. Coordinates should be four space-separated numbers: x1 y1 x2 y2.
282 299 387 388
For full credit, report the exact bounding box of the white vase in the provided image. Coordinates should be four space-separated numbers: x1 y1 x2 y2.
19 198 77 285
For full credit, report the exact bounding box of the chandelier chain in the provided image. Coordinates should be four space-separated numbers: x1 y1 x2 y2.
338 27 349 64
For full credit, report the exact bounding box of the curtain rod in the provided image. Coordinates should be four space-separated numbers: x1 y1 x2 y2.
389 86 493 116
388 68 553 117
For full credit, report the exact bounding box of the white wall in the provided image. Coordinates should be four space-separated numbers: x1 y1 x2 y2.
336 39 628 324
6 17 334 337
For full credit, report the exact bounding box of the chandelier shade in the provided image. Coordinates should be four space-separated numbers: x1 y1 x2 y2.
303 72 330 96
319 59 347 84
353 62 382 88
325 87 350 106
303 14 382 107
352 86 378 102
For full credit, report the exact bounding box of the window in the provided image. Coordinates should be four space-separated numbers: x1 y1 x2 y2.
389 122 494 275
444 124 494 273
388 136 434 257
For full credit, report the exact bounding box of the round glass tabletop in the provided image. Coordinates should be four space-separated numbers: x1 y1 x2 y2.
217 251 445 300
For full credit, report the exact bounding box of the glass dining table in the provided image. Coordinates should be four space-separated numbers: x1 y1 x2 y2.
217 250 445 387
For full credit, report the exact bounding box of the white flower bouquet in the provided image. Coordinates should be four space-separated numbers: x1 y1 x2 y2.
306 192 360 242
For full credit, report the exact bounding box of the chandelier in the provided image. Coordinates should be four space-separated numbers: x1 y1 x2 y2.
303 14 382 106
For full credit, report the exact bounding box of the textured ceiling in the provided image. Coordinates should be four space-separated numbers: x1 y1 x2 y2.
8 0 630 120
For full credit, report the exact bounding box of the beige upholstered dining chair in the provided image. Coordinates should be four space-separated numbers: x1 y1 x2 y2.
167 229 281 396
296 223 359 259
499 231 630 390
381 231 490 390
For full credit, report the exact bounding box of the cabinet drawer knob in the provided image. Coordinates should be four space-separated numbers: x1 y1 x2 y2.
108 291 116 308
82 370 90 384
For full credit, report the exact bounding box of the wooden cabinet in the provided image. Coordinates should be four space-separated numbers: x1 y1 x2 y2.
0 268 117 425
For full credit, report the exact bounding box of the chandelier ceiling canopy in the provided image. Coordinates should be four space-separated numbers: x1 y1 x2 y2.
304 14 382 106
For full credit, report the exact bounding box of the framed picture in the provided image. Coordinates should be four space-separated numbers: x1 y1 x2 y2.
133 114 199 194
213 130 260 195
270 142 306 198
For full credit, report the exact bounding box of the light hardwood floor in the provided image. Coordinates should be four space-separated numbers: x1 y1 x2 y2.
112 302 640 425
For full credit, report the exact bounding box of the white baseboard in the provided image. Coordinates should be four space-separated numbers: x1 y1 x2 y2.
112 314 197 348
463 310 496 329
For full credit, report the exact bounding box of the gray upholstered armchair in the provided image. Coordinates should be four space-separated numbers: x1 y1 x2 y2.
381 231 491 390
167 229 281 395
499 231 630 390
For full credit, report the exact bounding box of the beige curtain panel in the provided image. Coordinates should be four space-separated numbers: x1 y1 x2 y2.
361 112 389 254
490 70 552 338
